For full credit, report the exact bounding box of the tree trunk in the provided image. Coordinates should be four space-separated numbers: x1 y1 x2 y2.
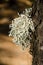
31 0 43 65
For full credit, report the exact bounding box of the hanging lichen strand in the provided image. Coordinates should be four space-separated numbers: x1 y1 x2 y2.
9 8 35 49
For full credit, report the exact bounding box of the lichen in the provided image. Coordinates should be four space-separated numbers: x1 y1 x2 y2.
9 8 35 49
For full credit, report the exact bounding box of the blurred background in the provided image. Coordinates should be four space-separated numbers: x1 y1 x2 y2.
0 0 33 65
0 0 34 35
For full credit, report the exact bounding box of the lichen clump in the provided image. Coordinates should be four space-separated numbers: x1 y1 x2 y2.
9 8 35 49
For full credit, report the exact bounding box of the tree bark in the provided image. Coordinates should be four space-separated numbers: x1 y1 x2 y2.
31 0 43 65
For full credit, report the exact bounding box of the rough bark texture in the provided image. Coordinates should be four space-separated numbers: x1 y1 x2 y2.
31 0 43 65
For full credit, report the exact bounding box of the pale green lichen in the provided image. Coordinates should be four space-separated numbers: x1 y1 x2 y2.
9 8 35 49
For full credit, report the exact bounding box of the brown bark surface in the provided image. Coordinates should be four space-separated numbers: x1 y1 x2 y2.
32 0 43 65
